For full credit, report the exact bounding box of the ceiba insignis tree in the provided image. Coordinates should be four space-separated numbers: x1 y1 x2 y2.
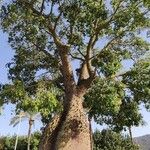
1 0 150 149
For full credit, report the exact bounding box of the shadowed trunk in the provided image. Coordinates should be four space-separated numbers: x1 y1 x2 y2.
39 90 91 150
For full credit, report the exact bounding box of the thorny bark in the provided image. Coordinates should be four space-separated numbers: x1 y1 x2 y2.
39 89 92 150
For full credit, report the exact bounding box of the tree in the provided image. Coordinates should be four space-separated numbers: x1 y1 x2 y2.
84 79 143 143
10 111 41 150
0 0 150 149
84 56 150 143
10 112 25 150
0 132 41 150
93 129 139 150
108 98 144 143
0 79 62 124
123 55 150 110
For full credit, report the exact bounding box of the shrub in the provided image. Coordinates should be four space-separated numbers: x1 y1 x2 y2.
93 129 139 150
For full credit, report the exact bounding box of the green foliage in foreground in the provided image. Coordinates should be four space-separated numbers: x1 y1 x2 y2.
0 130 139 150
0 79 62 124
0 132 41 150
93 129 139 150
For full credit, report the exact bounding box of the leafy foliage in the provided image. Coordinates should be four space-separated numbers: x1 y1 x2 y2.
0 79 62 124
123 56 150 109
1 0 150 85
109 97 144 131
84 78 125 118
93 129 139 150
0 132 41 150
85 55 150 131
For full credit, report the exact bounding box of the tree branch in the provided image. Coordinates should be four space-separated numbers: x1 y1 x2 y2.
95 0 123 34
31 42 58 62
17 0 49 18
40 0 45 13
76 47 86 58
54 11 63 31
69 52 84 61
49 1 54 16
90 36 119 60
17 0 67 49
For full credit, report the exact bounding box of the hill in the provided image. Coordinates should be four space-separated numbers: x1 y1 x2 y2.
134 134 150 150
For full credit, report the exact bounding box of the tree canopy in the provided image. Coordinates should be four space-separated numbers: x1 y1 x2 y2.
1 0 150 86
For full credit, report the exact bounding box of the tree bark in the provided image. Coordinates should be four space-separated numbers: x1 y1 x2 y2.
39 29 93 150
39 90 91 150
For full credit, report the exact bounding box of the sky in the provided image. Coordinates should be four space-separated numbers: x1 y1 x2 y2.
0 28 150 138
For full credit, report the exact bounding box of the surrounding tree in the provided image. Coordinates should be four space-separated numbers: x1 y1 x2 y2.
93 129 139 150
10 111 41 150
10 112 25 150
0 79 62 124
0 132 41 150
0 130 140 150
0 0 150 149
85 56 150 142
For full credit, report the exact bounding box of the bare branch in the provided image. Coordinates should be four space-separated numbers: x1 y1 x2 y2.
86 36 94 58
40 0 45 13
54 11 63 30
76 47 86 58
49 1 54 16
69 52 84 61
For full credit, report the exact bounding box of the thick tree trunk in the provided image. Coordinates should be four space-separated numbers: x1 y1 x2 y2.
39 91 91 150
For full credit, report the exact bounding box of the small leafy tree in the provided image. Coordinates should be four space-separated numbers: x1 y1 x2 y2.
84 56 150 141
93 129 139 150
0 132 41 150
0 79 62 124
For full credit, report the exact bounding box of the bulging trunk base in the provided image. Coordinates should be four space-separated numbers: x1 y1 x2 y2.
39 94 91 150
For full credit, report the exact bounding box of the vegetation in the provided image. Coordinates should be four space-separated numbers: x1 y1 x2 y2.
93 129 139 150
0 0 150 149
0 132 41 150
0 130 140 150
10 111 41 150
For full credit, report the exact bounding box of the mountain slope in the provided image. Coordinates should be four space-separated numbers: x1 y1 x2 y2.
134 134 150 150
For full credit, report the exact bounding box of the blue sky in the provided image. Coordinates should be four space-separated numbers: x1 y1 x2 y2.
0 29 150 138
